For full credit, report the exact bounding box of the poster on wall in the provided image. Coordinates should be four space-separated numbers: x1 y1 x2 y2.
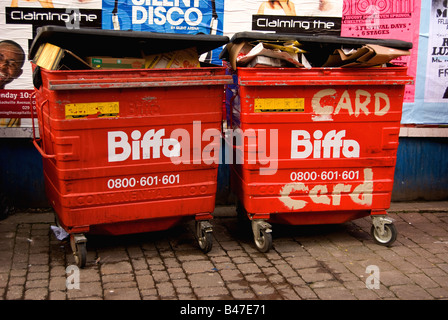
341 0 420 103
401 0 448 124
0 0 102 134
223 0 343 37
425 0 448 103
0 25 33 128
100 0 225 64
101 0 224 36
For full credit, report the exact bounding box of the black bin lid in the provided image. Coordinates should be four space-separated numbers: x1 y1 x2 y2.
29 26 230 60
226 31 413 49
220 31 413 66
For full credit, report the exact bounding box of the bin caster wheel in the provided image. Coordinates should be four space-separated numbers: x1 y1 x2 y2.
196 221 213 253
70 234 87 268
252 220 272 253
371 216 397 247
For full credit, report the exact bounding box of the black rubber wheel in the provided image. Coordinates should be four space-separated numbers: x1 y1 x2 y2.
70 235 87 268
371 223 397 247
198 231 213 253
254 229 272 253
196 222 213 253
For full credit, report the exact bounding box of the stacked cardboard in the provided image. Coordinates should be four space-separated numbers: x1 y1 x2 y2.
33 42 201 71
223 39 411 69
33 43 92 70
322 44 411 67
143 47 200 69
87 57 145 69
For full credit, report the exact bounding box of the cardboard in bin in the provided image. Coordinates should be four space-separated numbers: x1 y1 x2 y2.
220 31 412 68
29 26 230 64
323 44 411 67
228 42 304 70
33 42 92 70
87 57 146 69
143 47 201 69
247 56 288 68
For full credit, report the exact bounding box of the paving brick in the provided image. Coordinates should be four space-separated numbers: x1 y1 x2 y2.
276 285 301 300
156 282 176 298
182 260 215 274
286 256 319 269
188 272 224 288
48 290 66 300
49 277 67 291
6 285 24 300
230 289 257 299
378 270 413 287
389 284 433 300
407 272 440 288
100 261 133 275
104 287 141 300
135 274 155 289
193 286 229 299
250 282 276 296
8 276 25 286
351 288 380 300
24 288 48 300
66 282 103 299
220 269 244 282
297 267 334 284
314 286 356 300
427 287 448 299
236 262 261 275
293 285 318 299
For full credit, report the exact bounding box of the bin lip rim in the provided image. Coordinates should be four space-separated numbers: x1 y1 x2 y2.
29 26 230 60
31 61 227 72
226 31 413 50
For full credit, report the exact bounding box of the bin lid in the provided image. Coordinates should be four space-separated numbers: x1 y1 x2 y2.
225 31 412 49
29 26 230 61
219 31 412 67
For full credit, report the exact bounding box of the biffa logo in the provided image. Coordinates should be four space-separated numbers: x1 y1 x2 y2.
108 129 180 162
291 129 360 159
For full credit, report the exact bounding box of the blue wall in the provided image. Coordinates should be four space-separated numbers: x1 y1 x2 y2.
392 137 448 201
0 138 49 212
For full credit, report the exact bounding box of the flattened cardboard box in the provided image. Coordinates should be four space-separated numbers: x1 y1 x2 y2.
88 57 145 69
225 42 303 70
143 47 200 69
323 44 411 67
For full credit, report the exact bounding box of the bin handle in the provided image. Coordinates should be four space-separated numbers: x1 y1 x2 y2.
30 91 56 159
47 75 233 91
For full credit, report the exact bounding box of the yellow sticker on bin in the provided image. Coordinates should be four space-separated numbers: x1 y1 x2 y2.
65 102 119 119
254 98 304 112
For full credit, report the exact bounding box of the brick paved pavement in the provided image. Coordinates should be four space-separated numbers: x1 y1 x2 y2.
1 202 448 301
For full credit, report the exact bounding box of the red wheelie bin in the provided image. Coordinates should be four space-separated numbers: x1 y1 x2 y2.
221 32 413 252
29 26 232 267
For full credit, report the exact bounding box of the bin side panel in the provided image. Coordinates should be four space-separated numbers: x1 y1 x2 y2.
229 67 410 223
35 68 227 234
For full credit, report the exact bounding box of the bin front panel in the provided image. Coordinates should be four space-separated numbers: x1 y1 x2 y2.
35 67 229 231
229 67 412 218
